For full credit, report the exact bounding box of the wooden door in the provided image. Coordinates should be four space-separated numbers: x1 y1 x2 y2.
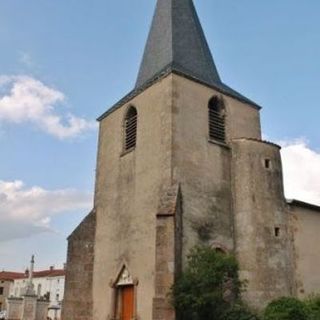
121 285 134 320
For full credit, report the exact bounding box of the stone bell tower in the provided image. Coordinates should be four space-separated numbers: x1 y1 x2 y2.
62 1 294 319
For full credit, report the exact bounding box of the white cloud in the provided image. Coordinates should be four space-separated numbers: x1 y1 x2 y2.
0 75 97 139
0 180 92 241
280 139 320 206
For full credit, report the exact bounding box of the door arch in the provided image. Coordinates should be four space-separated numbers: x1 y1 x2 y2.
108 265 138 320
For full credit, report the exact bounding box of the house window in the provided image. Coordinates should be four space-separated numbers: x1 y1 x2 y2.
124 106 138 152
275 227 280 237
208 97 226 143
44 291 50 301
0 287 3 295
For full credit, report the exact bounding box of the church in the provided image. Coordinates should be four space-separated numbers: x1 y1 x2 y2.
62 1 320 319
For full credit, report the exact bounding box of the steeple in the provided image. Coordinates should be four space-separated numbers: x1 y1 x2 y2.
135 0 259 108
136 0 220 88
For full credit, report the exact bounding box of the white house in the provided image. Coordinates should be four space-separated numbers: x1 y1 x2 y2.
10 266 65 319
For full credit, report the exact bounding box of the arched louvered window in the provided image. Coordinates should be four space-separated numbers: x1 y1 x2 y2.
208 97 226 143
124 106 137 151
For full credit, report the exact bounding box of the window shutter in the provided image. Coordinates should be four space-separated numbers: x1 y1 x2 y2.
208 98 225 143
124 107 137 151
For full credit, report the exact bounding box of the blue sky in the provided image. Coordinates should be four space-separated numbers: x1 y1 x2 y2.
0 0 319 271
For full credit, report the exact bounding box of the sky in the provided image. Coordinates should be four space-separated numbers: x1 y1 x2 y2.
0 0 319 271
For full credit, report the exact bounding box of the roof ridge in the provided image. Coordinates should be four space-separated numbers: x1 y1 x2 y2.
98 65 261 122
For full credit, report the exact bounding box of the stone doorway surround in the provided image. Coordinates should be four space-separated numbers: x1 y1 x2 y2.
108 264 139 320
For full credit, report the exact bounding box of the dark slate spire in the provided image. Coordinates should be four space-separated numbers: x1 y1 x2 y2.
134 0 259 108
136 0 221 88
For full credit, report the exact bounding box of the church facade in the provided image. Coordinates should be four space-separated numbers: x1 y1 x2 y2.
62 1 320 319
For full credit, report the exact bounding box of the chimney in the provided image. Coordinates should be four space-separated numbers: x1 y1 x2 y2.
50 266 54 271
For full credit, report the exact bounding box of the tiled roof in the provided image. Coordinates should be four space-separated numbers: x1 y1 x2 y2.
0 271 25 281
32 269 65 278
0 269 65 281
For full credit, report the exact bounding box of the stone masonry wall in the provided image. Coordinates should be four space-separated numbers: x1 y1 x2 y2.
232 139 294 309
93 75 173 320
62 210 96 320
288 203 320 299
153 184 182 320
171 75 248 263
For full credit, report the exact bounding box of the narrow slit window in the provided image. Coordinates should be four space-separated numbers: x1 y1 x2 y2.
124 106 137 151
265 159 271 169
208 97 226 143
275 227 280 237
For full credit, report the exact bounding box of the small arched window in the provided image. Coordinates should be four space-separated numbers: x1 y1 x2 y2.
208 97 226 143
124 106 137 151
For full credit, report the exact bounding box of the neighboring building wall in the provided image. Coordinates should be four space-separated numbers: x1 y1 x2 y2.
62 210 96 320
34 275 65 319
289 202 320 298
11 271 65 319
93 75 173 320
0 272 25 311
232 139 294 309
0 280 12 311
13 275 65 301
11 278 26 297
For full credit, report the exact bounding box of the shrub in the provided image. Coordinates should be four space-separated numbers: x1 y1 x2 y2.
305 295 320 320
172 246 246 320
224 303 260 320
263 297 309 320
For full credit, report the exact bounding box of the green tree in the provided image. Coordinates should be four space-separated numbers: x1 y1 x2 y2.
263 297 309 320
172 246 257 320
